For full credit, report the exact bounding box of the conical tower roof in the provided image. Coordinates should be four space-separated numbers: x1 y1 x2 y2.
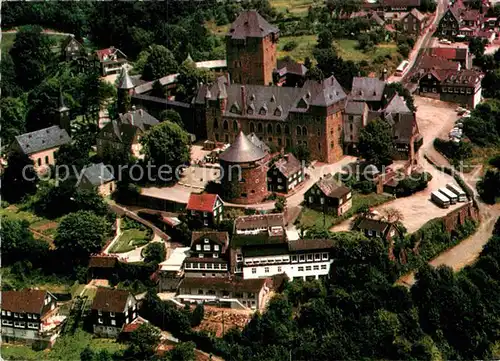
117 66 134 90
219 131 266 163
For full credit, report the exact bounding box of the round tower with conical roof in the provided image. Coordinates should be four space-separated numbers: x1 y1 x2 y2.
117 66 134 113
218 131 268 204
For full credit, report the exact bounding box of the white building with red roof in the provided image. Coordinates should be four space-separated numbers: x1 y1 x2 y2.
95 46 128 76
186 193 224 227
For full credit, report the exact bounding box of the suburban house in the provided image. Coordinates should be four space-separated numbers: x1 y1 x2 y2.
437 1 483 40
157 247 190 292
186 193 224 227
353 217 404 242
400 8 426 36
91 288 138 338
426 47 471 69
176 276 272 310
183 231 230 278
1 289 66 348
96 108 159 158
77 163 116 197
95 47 128 76
419 54 461 73
304 174 352 216
267 153 304 193
418 69 484 108
13 126 71 171
60 35 86 61
234 213 285 236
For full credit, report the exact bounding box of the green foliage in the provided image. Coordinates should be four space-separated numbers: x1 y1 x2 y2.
142 242 166 264
283 40 298 52
274 196 287 213
419 0 437 12
175 61 215 102
477 169 500 204
469 37 488 58
313 46 362 90
165 342 196 361
124 323 161 360
289 144 311 165
142 45 178 81
141 120 191 169
1 97 27 147
54 210 110 262
434 139 473 165
190 303 205 327
358 118 396 167
160 109 183 125
2 150 38 203
463 100 500 146
395 172 433 198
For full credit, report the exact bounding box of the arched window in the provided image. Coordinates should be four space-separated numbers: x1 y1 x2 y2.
223 120 229 130
233 120 238 131
257 123 263 133
276 124 282 135
45 156 49 164
213 119 219 129
296 126 302 136
285 125 290 135
303 126 308 136
250 122 255 133
267 124 273 134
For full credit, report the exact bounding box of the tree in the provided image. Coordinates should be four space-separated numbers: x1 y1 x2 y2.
160 109 183 125
175 61 215 102
143 242 166 264
54 210 110 261
469 37 487 58
380 207 404 223
384 82 416 112
2 150 38 203
125 323 161 360
477 169 500 204
165 342 196 361
306 66 325 81
190 303 204 327
55 142 90 171
10 25 54 90
274 196 287 213
317 29 334 49
141 121 191 169
1 97 27 147
419 0 437 12
290 144 311 166
358 119 396 167
142 45 178 81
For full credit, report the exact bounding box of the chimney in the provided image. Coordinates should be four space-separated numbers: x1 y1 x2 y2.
381 68 388 81
139 108 143 116
241 85 247 115
129 113 133 125
132 105 136 111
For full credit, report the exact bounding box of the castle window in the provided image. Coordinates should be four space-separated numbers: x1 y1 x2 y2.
267 124 273 134
285 125 290 135
302 127 308 136
330 141 334 149
250 122 255 133
296 126 302 136
276 124 282 135
233 120 238 131
223 120 229 130
259 106 267 115
258 123 263 133
274 107 282 116
214 119 219 129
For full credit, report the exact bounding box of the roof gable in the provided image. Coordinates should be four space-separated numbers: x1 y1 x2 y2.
2 289 53 314
79 163 115 187
186 193 220 212
228 10 279 39
15 126 71 155
91 288 133 313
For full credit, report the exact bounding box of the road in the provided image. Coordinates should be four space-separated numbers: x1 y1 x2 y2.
388 0 448 83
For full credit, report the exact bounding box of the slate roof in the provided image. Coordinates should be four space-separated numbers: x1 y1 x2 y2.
15 126 71 155
351 77 386 102
384 93 411 114
315 174 351 199
180 277 267 293
219 132 266 163
356 218 391 233
191 231 229 253
118 109 159 131
441 69 483 86
288 239 335 251
391 113 417 143
186 193 220 212
91 288 133 313
247 132 270 153
117 66 134 90
276 59 308 76
80 163 115 187
2 289 52 314
227 10 279 40
98 120 139 144
235 213 285 230
345 99 367 115
272 153 302 177
243 243 290 257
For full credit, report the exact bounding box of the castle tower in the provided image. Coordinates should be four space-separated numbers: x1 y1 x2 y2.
226 10 279 86
218 131 268 204
117 66 134 114
58 90 71 135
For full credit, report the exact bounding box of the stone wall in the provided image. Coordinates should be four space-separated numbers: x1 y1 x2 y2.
441 201 479 233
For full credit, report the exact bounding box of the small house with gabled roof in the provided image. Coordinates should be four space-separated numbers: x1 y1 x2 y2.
305 174 352 216
186 193 224 227
400 8 425 36
60 35 86 61
267 153 304 193
183 231 230 278
77 163 116 197
91 288 138 338
95 47 128 76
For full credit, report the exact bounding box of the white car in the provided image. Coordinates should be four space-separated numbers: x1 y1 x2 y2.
440 39 452 45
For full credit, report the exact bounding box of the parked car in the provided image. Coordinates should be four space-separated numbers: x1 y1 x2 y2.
440 39 452 45
456 106 467 114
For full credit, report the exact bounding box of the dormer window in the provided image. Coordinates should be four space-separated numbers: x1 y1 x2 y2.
274 106 282 117
297 97 308 109
270 95 276 102
250 94 255 101
306 91 311 99
230 102 240 114
247 103 255 115
259 104 268 115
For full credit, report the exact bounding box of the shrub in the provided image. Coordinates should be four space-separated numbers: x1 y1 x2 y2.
434 139 473 164
395 172 432 198
283 40 298 52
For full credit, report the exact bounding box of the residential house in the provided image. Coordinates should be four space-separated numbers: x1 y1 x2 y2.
13 126 71 171
186 193 224 227
95 47 128 76
353 217 404 242
176 276 272 310
91 288 138 338
426 47 471 69
273 59 308 87
88 255 118 281
60 35 86 61
1 289 66 348
158 247 190 292
418 69 484 108
419 53 461 72
77 163 116 197
183 231 230 278
437 2 483 40
343 97 369 153
267 153 304 193
234 213 285 236
96 108 159 158
304 174 352 216
400 8 426 36
350 76 387 110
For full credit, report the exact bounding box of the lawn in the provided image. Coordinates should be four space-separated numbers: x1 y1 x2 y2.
298 192 394 229
109 229 151 253
334 39 399 62
2 267 78 294
271 0 321 16
278 35 317 62
1 329 126 361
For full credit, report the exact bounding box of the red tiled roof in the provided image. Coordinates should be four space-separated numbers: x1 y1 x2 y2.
96 48 114 61
420 54 460 71
2 289 49 314
186 193 219 212
91 288 133 313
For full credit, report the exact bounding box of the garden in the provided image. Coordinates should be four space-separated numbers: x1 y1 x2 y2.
108 217 153 254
